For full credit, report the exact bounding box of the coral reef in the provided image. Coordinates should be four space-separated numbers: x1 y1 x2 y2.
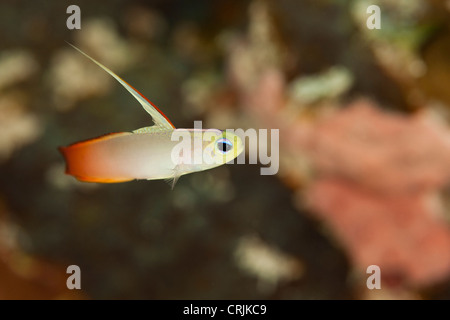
1 0 450 299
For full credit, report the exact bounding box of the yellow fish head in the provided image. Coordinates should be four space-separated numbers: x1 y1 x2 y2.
201 130 244 167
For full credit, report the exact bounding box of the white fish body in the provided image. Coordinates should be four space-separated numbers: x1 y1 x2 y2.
59 44 243 186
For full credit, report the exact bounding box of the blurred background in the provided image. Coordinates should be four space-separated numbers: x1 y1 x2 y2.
0 0 450 299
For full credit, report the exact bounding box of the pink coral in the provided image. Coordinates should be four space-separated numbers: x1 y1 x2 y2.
295 100 450 287
302 100 450 193
305 178 450 287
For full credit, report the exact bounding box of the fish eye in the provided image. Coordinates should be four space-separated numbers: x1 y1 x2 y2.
216 138 233 154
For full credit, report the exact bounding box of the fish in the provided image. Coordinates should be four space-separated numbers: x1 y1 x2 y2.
59 44 244 188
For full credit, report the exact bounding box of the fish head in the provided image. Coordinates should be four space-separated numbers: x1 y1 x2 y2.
201 129 244 167
171 129 244 173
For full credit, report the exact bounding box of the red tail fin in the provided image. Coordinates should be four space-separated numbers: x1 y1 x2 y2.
59 132 134 183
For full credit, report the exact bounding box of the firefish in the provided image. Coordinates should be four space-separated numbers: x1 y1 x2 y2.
59 44 243 187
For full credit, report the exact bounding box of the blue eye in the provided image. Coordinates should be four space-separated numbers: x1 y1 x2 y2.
216 138 233 154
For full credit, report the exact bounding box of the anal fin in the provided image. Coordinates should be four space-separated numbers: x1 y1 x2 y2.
74 175 134 183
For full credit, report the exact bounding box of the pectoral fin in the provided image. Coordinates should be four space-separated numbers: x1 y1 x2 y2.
164 164 184 190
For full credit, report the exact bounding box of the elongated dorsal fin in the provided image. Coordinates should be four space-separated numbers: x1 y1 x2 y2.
67 42 175 130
